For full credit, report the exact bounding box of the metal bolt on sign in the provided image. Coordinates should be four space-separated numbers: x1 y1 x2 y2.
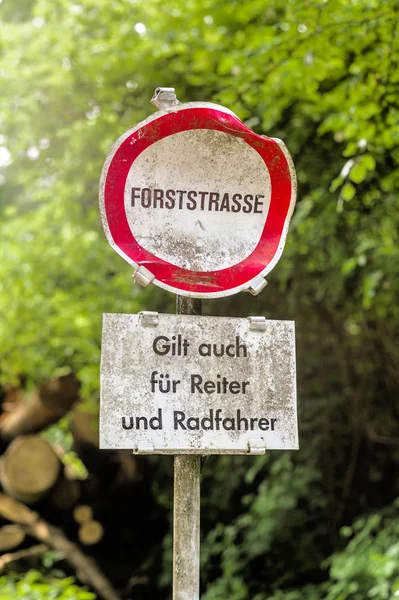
150 87 181 110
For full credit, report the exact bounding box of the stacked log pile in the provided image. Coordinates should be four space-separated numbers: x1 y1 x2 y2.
0 375 166 600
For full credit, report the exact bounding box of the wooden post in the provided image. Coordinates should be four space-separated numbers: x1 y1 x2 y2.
173 296 202 600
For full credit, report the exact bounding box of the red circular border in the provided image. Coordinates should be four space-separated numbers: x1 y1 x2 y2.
103 107 292 294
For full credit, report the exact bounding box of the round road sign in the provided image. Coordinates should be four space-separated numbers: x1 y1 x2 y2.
99 102 296 298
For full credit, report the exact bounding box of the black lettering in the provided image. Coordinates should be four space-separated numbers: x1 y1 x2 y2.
208 192 219 211
258 418 269 431
136 416 148 429
182 337 190 355
122 417 134 430
172 380 181 392
174 411 186 430
271 418 277 431
250 417 258 429
191 374 203 393
165 189 176 209
187 417 200 430
153 188 164 208
219 192 230 212
149 409 163 430
198 343 211 357
141 188 152 208
159 375 172 393
237 410 248 430
130 188 265 213
201 410 214 430
254 194 264 214
213 344 224 357
225 343 235 357
243 194 253 213
229 382 241 394
231 193 242 213
131 187 141 207
236 336 247 357
198 191 208 210
204 380 216 394
187 190 198 210
223 417 235 430
153 336 169 356
176 190 186 209
150 371 158 393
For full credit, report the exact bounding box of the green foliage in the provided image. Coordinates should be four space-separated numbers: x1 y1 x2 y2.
201 453 323 599
0 571 96 600
267 501 399 600
1 0 399 598
0 0 398 391
326 508 399 600
1 0 398 384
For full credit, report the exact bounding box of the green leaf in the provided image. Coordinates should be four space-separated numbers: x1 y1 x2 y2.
341 182 356 201
349 162 367 184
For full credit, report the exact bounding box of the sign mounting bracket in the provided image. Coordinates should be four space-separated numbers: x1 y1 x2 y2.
134 443 155 454
245 276 268 296
132 265 155 287
247 439 266 455
139 311 159 327
150 87 180 110
248 316 267 332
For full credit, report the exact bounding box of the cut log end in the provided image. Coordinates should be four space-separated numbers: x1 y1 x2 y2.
50 477 80 511
73 504 93 524
0 436 61 504
0 524 25 552
79 520 104 546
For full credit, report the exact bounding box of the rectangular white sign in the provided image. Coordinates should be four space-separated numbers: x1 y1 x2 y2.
100 313 298 454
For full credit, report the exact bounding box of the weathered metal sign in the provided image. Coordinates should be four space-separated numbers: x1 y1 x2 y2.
99 102 297 298
100 313 298 453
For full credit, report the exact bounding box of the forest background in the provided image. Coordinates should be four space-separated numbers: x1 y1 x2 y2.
0 0 399 598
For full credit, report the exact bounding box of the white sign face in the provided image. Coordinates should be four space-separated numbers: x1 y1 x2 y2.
100 313 298 454
124 129 271 272
99 102 297 298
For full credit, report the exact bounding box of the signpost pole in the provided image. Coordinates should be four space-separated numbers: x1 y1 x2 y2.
173 296 202 600
99 86 298 598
